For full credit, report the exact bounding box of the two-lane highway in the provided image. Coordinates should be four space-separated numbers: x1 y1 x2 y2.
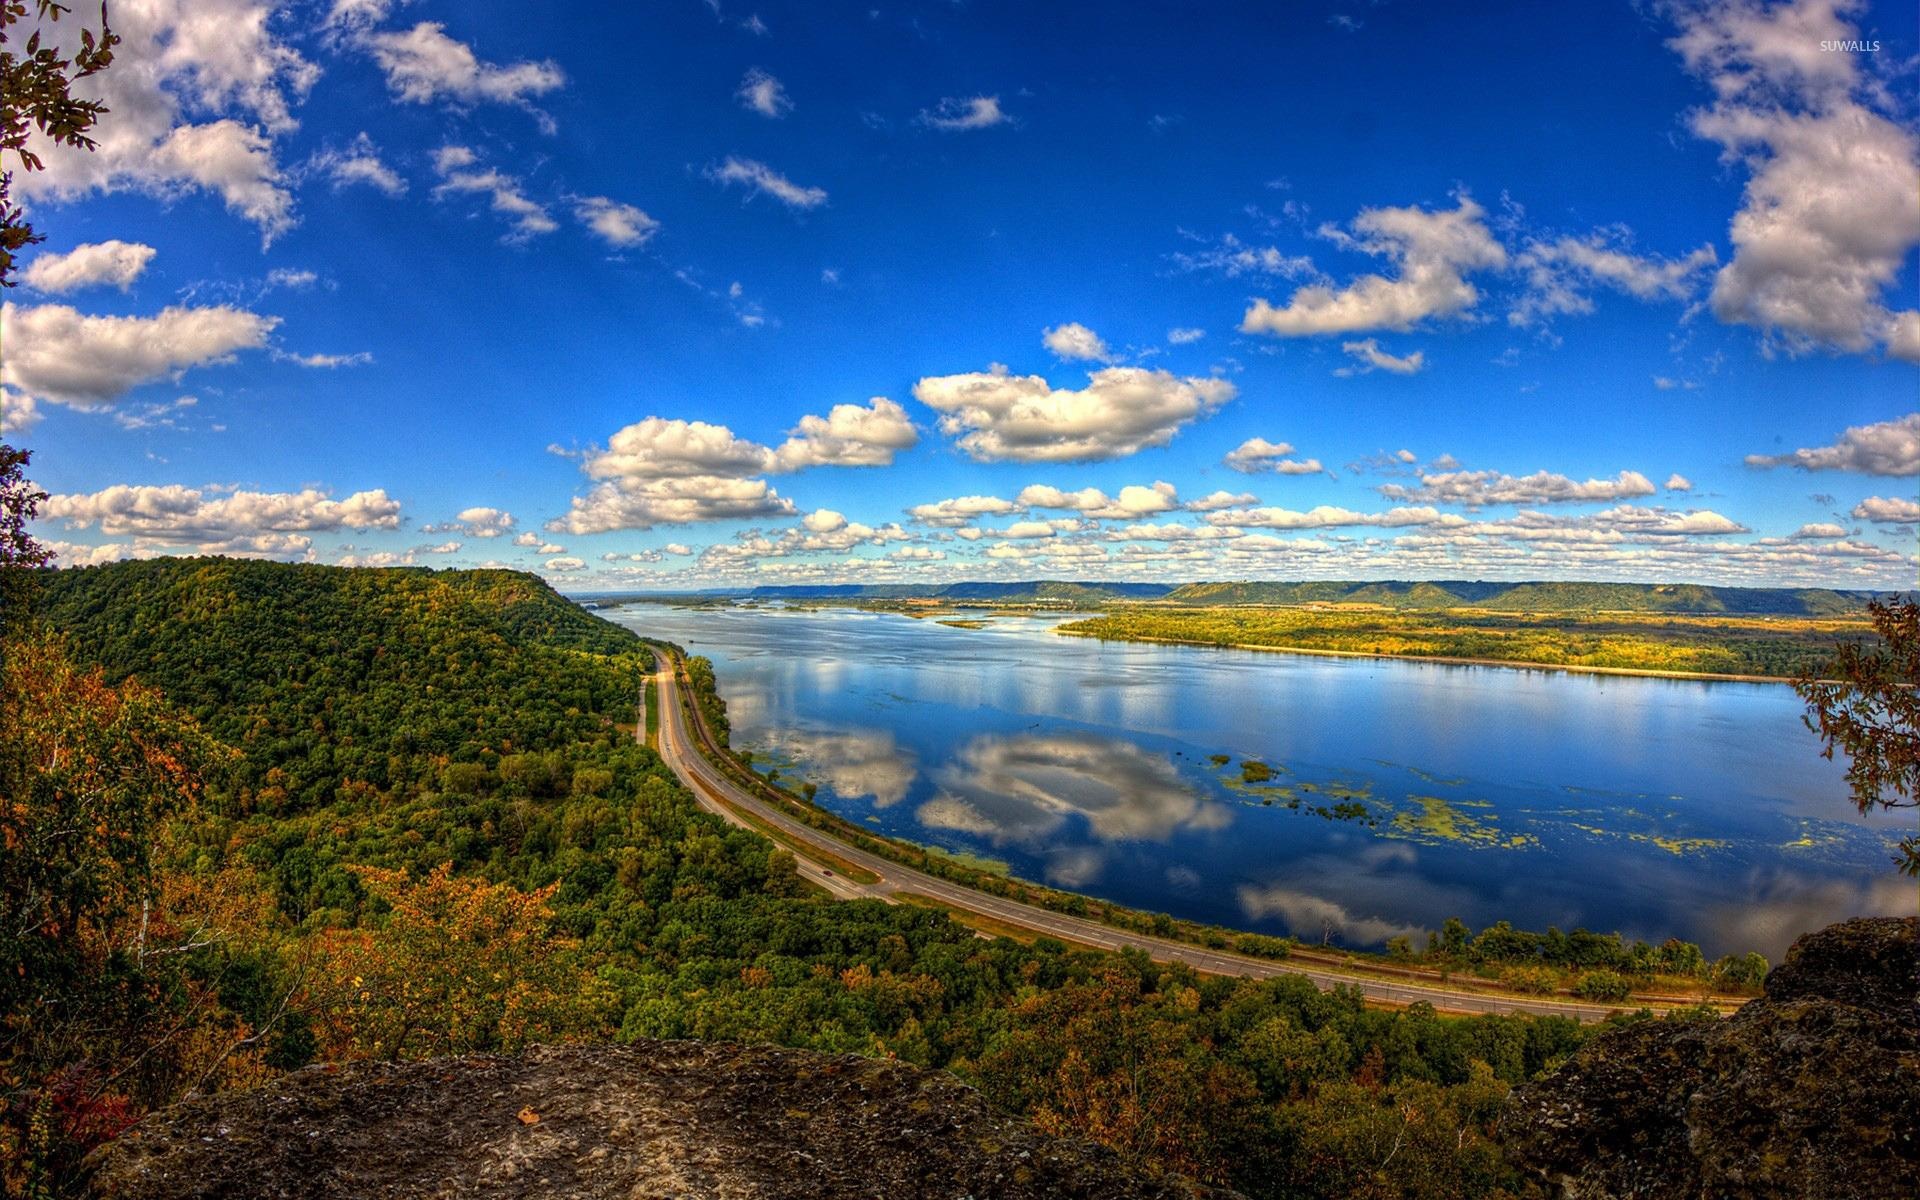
649 651 1714 1022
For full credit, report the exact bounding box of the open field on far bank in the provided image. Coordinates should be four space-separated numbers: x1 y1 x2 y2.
1055 605 1873 680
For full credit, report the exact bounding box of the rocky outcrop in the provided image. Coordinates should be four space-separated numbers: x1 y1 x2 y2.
1500 916 1919 1200
87 1039 1235 1199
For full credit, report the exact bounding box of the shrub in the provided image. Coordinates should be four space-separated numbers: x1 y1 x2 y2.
1234 933 1294 960
1500 966 1558 995
1572 970 1632 1002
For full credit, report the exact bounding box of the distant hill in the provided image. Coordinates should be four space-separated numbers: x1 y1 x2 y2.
1159 580 1888 615
583 578 1890 615
730 580 1178 602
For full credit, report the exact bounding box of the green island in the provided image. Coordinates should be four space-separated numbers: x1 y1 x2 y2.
631 579 1891 679
1055 604 1876 679
9 558 1770 1199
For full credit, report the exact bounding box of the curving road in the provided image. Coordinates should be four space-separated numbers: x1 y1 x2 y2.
649 652 1712 1022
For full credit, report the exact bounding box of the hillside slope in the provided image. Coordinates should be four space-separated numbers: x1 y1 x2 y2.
40 558 648 812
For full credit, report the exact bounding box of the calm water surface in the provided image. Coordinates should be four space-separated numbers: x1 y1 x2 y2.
610 604 1906 959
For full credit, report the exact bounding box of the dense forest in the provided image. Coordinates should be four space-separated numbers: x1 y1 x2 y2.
8 558 1712 1197
1058 606 1875 678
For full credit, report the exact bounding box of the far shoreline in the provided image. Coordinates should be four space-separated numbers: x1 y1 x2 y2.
1051 627 1802 685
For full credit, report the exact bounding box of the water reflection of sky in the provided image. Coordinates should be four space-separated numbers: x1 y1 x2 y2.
620 604 1907 959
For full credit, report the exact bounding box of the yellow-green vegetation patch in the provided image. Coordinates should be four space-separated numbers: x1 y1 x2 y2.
1221 777 1296 801
936 619 992 629
1220 775 1297 801
1385 794 1533 849
1406 766 1469 787
1630 833 1728 856
1243 786 1300 807
1563 818 1726 856
1781 821 1845 850
1211 756 1299 801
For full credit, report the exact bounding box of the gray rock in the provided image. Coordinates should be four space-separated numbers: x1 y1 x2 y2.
1500 916 1920 1200
86 1039 1238 1200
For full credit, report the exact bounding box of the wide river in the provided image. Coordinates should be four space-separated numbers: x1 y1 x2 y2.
608 603 1906 960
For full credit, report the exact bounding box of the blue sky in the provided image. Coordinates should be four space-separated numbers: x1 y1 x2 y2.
5 0 1917 588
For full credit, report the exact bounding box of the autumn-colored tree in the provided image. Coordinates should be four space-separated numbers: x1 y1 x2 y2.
975 967 1259 1185
1 0 119 285
0 462 311 1195
0 634 226 1193
0 447 50 629
1275 1069 1515 1200
1797 597 1920 875
310 863 615 1062
0 635 219 997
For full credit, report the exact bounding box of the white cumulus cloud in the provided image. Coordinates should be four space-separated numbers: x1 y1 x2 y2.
1852 495 1920 524
574 196 661 248
306 132 406 196
1378 468 1658 507
736 68 792 117
773 398 919 469
1016 481 1178 520
553 476 797 534
13 0 318 242
21 241 156 293
1241 197 1507 336
1670 0 1920 358
920 95 1009 131
913 365 1235 462
2 301 278 411
1745 414 1920 476
707 156 828 209
1042 322 1114 363
1511 231 1717 326
1334 338 1425 376
907 495 1024 527
1224 438 1323 475
424 506 516 538
1204 504 1463 530
42 483 400 556
558 400 914 534
367 21 563 114
431 146 557 240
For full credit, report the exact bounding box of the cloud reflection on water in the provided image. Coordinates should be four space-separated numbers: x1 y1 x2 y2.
1699 869 1915 960
918 731 1233 845
1235 842 1447 948
1237 884 1427 947
765 726 918 807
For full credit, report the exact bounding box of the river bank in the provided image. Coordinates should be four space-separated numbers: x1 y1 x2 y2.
1052 627 1800 684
